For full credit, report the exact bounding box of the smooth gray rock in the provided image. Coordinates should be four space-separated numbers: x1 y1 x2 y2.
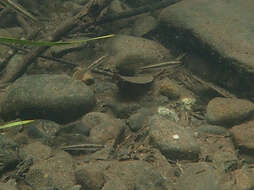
0 182 18 190
75 166 105 190
160 0 254 70
106 160 173 190
127 108 153 132
230 120 254 152
159 0 254 95
148 115 200 161
25 151 76 190
104 35 173 75
206 97 254 126
25 120 62 145
0 74 96 123
135 167 172 190
102 179 129 190
0 135 19 174
175 162 222 190
225 166 254 190
20 141 52 162
81 112 124 144
213 150 238 173
160 0 254 68
131 15 158 37
196 124 232 136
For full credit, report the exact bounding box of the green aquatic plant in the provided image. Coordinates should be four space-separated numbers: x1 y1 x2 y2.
0 120 34 130
0 34 114 47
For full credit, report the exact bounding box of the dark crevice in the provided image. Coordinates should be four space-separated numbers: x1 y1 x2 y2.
149 23 254 99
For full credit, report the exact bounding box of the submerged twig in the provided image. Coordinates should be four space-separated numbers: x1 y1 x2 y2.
140 60 181 70
0 0 38 22
140 54 185 70
87 55 107 71
73 55 107 79
190 74 237 98
0 0 114 83
0 0 182 84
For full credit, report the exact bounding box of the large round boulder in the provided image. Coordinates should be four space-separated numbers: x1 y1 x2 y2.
0 74 96 123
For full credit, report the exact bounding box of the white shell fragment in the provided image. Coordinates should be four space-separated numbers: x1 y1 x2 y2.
173 134 180 140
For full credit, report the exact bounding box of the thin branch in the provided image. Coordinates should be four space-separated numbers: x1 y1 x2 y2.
0 0 114 83
0 0 181 84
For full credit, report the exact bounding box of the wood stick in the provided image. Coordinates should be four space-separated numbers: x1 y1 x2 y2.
0 0 181 83
0 0 113 83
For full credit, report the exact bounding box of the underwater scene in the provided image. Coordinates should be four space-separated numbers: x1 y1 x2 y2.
0 0 254 189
